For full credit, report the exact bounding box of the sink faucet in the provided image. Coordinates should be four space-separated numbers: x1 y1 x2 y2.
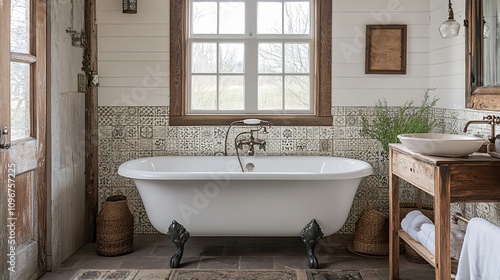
463 115 500 145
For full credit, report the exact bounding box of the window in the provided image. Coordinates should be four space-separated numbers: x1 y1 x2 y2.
170 0 332 125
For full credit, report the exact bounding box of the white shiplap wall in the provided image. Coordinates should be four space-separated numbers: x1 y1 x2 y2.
97 0 170 106
332 0 431 106
429 0 467 109
97 0 431 107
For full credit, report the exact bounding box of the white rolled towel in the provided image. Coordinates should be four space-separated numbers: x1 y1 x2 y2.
417 223 465 260
401 210 425 232
406 214 433 240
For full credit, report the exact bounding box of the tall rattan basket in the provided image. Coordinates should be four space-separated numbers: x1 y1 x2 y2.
96 195 134 256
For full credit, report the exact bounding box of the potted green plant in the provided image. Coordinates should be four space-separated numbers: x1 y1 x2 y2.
360 89 439 154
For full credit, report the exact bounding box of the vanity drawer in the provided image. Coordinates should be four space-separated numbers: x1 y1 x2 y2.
391 151 435 195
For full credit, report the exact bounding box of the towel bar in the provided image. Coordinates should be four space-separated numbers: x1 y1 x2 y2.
452 212 469 224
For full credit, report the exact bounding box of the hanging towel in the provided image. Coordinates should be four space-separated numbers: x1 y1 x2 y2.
456 218 500 280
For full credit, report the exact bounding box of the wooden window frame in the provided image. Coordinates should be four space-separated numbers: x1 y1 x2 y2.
466 0 500 111
170 0 332 126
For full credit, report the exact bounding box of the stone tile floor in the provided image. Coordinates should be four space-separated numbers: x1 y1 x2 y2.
40 234 435 279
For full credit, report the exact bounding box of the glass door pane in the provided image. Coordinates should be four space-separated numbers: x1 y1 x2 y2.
10 0 30 53
10 62 31 140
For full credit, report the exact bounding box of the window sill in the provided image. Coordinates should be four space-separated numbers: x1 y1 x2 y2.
169 115 333 126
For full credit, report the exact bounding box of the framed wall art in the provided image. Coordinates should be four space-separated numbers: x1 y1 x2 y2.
365 25 407 74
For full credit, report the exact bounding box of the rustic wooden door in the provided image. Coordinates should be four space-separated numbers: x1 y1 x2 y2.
0 0 47 279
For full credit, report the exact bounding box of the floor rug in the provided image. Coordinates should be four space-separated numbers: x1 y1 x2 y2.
71 269 140 280
307 270 363 280
170 269 297 280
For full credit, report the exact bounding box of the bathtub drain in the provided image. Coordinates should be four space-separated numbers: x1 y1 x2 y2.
245 163 255 172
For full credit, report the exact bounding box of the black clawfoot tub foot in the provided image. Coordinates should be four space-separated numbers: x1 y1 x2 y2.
300 219 324 269
167 220 190 268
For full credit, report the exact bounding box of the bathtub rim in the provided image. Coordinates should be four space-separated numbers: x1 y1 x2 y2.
118 155 374 181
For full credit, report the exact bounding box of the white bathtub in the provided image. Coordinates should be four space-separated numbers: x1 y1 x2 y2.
118 156 373 236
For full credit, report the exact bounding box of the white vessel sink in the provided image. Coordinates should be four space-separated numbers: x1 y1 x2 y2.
397 133 485 157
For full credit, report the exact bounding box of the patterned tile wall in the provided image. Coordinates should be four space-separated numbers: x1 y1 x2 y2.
440 109 500 227
97 106 500 234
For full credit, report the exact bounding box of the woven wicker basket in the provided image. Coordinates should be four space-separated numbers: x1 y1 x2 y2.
400 201 434 263
96 195 134 256
351 206 389 256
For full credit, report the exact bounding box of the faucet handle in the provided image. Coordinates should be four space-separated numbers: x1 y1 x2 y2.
259 141 266 151
484 115 500 124
236 140 243 150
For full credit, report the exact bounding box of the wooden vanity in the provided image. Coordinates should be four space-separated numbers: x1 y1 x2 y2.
389 144 500 280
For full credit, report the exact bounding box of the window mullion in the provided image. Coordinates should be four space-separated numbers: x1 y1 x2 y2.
246 0 258 112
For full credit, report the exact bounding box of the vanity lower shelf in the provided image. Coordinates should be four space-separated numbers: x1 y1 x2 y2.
398 230 458 277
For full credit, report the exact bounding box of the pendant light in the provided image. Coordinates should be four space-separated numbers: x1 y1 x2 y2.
439 0 460 38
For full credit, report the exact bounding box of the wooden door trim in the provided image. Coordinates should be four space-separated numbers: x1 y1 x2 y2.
84 0 99 243
34 0 47 275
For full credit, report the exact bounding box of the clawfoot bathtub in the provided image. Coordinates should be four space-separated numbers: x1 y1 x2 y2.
118 156 373 268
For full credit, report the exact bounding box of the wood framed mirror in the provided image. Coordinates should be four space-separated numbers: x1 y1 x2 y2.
466 0 500 111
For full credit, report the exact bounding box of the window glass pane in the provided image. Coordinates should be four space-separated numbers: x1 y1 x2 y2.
258 76 283 110
285 76 309 110
284 2 310 34
191 75 217 110
10 62 31 140
285 43 309 73
219 76 244 110
219 43 244 73
11 0 30 53
257 2 282 34
258 43 282 73
192 43 217 73
192 1 217 34
219 2 245 34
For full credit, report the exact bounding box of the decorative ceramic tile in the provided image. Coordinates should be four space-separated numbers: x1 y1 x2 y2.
139 107 155 116
155 107 168 116
98 107 114 116
112 126 125 139
124 126 138 139
98 126 113 139
139 116 154 126
154 116 167 126
138 139 153 150
98 116 113 126
294 139 307 151
153 139 166 150
319 139 332 152
140 126 153 138
281 127 293 139
332 127 345 139
306 127 320 139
